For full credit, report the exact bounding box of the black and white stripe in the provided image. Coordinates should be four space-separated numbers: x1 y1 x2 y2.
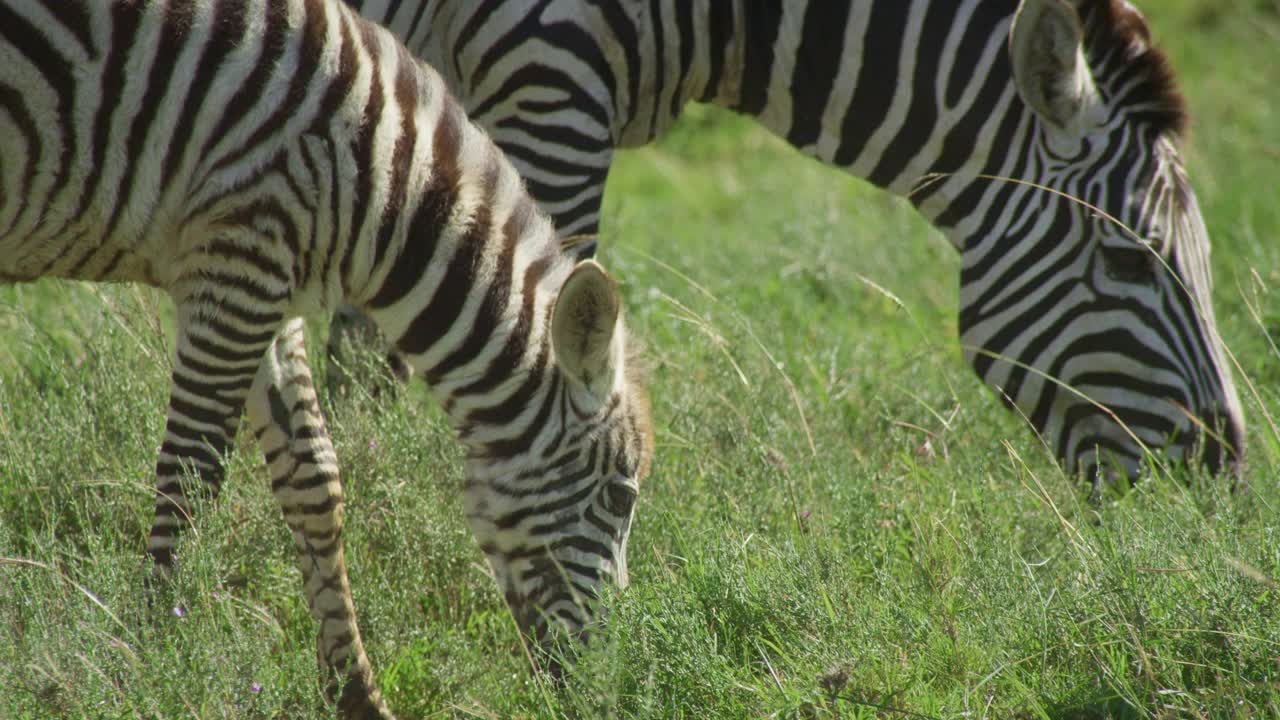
340 0 1244 482
0 1 652 716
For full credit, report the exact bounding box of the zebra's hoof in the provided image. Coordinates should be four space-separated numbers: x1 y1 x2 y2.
336 677 395 720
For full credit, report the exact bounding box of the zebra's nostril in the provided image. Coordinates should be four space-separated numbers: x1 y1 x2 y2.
537 652 566 682
1198 438 1220 474
1220 411 1245 474
1198 408 1245 476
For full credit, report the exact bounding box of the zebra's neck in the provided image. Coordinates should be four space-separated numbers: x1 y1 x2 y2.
356 105 573 449
681 0 1034 249
371 214 572 455
349 0 1035 250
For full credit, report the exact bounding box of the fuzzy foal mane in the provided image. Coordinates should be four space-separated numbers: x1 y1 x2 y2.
1080 0 1188 137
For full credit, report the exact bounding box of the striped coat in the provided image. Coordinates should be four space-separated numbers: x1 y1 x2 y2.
0 1 653 716
335 0 1244 482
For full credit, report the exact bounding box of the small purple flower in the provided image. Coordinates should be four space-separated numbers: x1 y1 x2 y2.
249 682 262 694
801 510 810 520
369 439 377 450
170 606 185 618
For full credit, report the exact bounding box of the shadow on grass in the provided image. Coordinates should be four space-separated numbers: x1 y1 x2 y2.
1037 696 1142 720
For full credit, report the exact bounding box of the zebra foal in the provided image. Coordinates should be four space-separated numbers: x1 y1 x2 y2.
339 0 1245 485
0 0 653 717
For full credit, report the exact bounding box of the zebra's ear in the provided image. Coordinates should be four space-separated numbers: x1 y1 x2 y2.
1010 0 1104 135
552 259 621 403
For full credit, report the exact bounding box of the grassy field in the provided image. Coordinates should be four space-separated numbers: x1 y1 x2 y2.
3 2 1280 718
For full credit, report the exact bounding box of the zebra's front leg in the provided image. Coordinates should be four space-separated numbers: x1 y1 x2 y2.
146 295 284 575
247 318 392 720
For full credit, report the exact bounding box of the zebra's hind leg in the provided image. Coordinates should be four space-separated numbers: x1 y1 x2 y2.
247 318 392 720
146 291 285 576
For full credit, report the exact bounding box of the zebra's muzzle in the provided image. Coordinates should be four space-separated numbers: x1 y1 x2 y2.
1191 406 1245 479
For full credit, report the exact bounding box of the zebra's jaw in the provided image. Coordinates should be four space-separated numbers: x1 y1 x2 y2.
464 479 631 654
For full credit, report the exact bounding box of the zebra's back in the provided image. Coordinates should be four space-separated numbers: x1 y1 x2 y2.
0 0 431 299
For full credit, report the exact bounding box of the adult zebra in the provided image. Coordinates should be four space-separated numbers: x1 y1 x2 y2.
333 0 1245 483
0 0 653 716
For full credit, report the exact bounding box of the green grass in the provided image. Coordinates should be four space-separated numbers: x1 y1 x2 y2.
3 2 1280 718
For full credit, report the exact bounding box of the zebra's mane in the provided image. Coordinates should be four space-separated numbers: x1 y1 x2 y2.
1081 0 1188 137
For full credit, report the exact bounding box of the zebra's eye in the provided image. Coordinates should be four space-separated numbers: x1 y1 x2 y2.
1091 213 1161 285
600 481 637 517
1099 242 1157 284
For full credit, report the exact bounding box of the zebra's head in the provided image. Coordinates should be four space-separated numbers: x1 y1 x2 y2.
953 0 1242 482
462 259 652 669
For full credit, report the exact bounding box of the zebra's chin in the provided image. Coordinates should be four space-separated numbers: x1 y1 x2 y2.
473 520 630 671
1055 402 1244 491
467 455 640 662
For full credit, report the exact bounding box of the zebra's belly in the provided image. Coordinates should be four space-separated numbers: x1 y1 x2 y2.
0 209 173 288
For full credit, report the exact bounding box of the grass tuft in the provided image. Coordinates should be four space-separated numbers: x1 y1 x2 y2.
3 2 1279 716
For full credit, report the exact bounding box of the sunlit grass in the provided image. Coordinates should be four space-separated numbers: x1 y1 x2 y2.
2 3 1279 717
